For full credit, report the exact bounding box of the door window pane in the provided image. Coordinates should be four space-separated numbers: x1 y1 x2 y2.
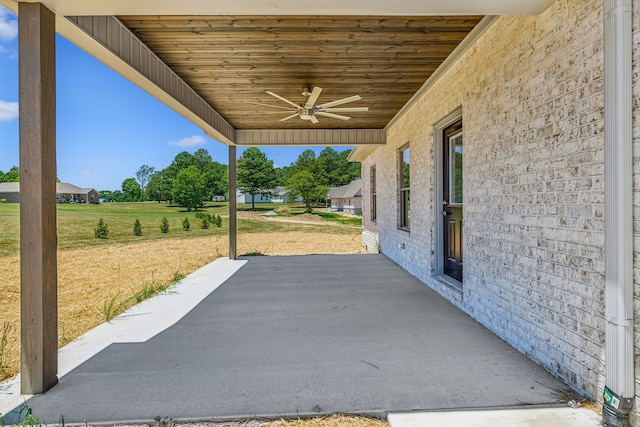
400 147 410 229
449 132 463 205
370 166 377 222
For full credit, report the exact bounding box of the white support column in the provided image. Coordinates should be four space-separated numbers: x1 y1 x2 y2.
603 0 634 422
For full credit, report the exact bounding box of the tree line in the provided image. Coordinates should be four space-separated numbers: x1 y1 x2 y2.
100 148 227 210
3 146 360 211
237 147 359 211
0 166 20 183
0 167 61 184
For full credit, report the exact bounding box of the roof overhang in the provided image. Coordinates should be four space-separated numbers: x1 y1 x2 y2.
3 1 556 16
1 0 556 149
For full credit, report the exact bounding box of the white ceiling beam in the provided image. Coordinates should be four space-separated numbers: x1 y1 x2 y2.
2 0 555 16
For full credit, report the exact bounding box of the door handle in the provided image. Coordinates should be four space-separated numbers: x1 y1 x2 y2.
442 210 447 216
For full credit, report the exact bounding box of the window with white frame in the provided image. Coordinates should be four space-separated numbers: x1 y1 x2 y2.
399 146 410 229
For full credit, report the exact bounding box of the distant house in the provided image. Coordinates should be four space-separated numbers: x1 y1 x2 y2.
272 186 302 203
328 179 362 215
0 182 20 203
236 189 272 204
0 182 99 204
57 182 100 204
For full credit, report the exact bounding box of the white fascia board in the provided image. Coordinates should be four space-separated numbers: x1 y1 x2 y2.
6 0 555 16
348 145 379 163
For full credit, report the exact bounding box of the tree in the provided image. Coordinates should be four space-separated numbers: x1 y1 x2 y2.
205 161 228 200
290 149 320 178
133 219 143 236
318 148 361 186
193 148 213 172
193 149 227 200
236 147 278 210
121 177 142 202
146 171 172 202
274 166 291 186
0 166 19 183
136 164 155 201
99 190 115 202
111 190 123 202
172 165 205 211
94 218 109 239
160 150 228 202
286 170 328 213
160 217 170 233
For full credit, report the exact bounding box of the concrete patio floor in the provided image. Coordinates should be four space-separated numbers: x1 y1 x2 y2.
3 254 584 424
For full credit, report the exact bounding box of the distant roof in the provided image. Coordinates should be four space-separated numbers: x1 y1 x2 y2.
328 179 362 199
274 186 290 196
0 182 19 193
0 182 97 194
57 182 97 194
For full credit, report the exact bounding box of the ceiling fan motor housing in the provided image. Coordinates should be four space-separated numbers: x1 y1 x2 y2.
300 109 313 120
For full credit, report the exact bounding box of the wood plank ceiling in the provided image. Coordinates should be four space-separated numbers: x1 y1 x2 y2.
118 15 483 130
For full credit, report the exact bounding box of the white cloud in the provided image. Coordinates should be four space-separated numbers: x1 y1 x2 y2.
0 100 18 122
76 169 92 176
0 8 17 41
168 135 207 148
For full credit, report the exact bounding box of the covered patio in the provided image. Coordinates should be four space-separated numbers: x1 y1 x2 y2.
3 0 634 425
1 0 559 398
6 254 576 424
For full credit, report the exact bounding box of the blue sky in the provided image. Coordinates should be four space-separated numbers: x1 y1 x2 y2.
0 6 335 191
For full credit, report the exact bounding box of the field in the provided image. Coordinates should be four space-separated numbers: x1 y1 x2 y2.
0 202 363 383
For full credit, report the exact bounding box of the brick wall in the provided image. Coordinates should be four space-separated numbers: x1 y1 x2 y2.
362 0 611 409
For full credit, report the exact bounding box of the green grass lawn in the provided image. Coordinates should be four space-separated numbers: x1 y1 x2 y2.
0 201 360 257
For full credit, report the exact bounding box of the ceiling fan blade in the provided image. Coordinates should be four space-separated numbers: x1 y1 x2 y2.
266 91 301 109
321 107 369 113
318 95 361 109
309 115 319 124
315 111 351 121
280 113 300 122
241 111 295 115
305 86 323 109
242 100 298 111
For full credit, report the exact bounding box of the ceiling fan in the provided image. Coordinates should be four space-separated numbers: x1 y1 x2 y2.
243 86 368 124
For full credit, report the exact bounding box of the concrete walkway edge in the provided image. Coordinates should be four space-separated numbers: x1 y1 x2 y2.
388 407 601 427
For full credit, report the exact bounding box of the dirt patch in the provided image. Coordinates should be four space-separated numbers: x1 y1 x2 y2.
235 211 342 227
0 231 362 382
294 213 324 222
236 211 264 220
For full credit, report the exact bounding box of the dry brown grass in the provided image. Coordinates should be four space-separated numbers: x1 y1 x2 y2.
114 414 387 427
263 414 387 427
0 230 363 382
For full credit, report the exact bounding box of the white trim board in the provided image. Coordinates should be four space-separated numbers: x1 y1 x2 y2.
2 1 556 16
